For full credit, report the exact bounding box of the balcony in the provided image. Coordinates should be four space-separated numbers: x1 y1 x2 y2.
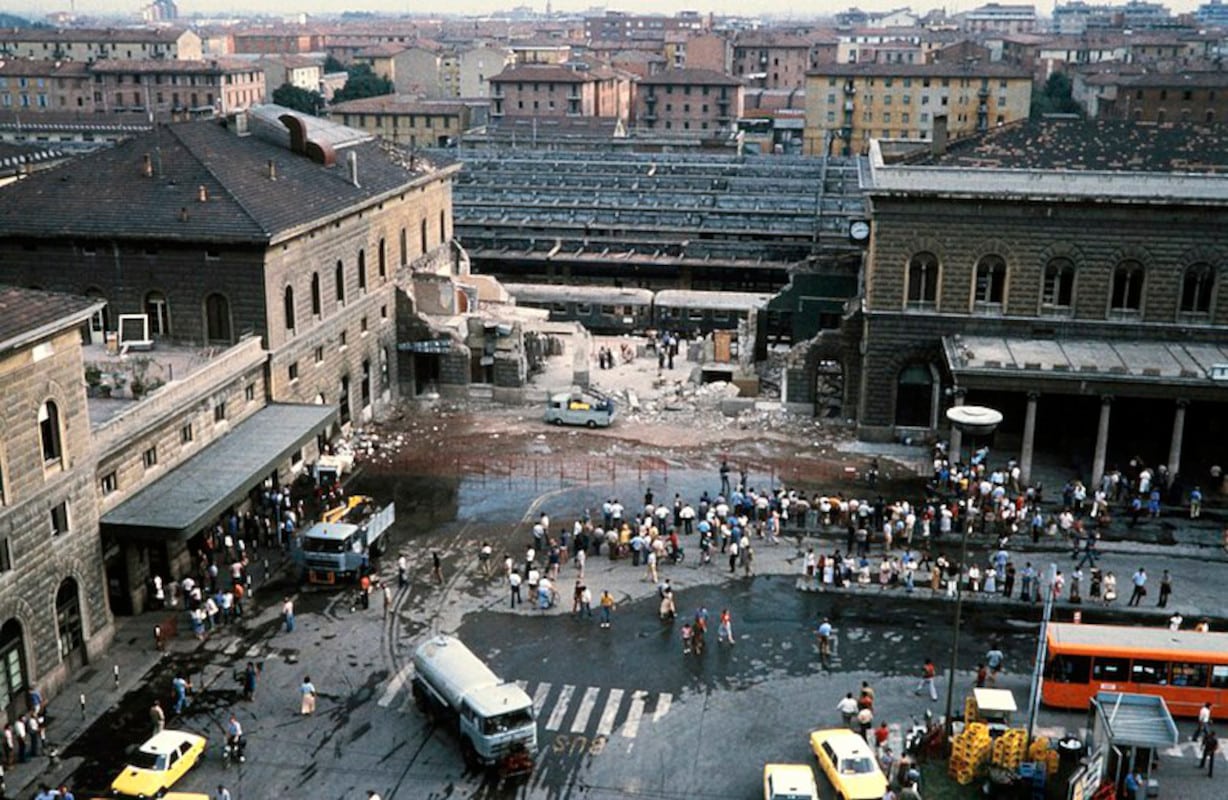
843 82 856 95
844 100 855 112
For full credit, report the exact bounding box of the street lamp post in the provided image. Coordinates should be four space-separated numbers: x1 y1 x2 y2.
941 405 1003 736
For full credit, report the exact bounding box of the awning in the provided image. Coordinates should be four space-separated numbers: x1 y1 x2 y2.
1091 692 1179 749
101 403 337 541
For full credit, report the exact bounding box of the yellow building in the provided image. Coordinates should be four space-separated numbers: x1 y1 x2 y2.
328 95 470 148
804 62 1032 155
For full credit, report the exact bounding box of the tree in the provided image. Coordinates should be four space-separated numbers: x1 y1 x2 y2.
332 63 394 104
272 83 324 115
323 55 345 74
1030 72 1082 118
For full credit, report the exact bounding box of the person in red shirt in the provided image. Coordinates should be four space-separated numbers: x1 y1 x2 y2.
874 721 890 753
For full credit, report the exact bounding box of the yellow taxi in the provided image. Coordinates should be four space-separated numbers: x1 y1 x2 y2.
110 729 207 798
763 762 820 800
808 728 888 800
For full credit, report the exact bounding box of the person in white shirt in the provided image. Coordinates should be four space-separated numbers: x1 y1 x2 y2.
1195 702 1213 743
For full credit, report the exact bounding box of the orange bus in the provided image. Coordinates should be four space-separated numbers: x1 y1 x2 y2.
1042 623 1228 717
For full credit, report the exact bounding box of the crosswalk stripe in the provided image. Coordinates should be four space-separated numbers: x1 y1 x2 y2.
652 693 672 722
571 688 600 734
530 682 551 717
621 691 646 739
546 685 575 730
378 663 414 708
222 637 242 655
597 689 624 736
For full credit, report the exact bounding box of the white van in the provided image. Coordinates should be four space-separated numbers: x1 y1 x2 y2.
543 389 615 428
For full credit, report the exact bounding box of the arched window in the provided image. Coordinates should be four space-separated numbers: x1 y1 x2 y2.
0 619 27 720
283 285 296 331
357 249 367 291
55 577 85 664
1110 260 1145 314
39 400 63 466
1180 263 1215 316
144 291 169 336
973 254 1006 308
1042 258 1075 311
907 251 938 306
310 272 321 316
204 293 232 343
335 260 346 304
378 238 387 279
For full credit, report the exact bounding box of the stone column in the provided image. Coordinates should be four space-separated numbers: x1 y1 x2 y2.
1091 396 1112 489
1168 399 1188 478
949 389 966 464
1020 392 1039 485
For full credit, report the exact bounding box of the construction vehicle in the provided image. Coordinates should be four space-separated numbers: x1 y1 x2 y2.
292 496 394 584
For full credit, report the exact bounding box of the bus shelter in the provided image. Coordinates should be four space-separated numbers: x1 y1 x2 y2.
1084 692 1179 799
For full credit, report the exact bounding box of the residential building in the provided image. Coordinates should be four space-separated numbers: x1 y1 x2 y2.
231 27 326 55
257 55 323 95
803 62 1032 155
664 32 732 74
455 45 510 98
0 60 91 112
329 95 471 147
89 59 266 117
634 68 744 134
1197 0 1228 26
354 44 443 97
960 4 1038 34
0 27 202 61
583 11 707 43
731 33 815 90
1074 68 1228 123
490 63 632 123
1054 1 1176 34
507 39 573 66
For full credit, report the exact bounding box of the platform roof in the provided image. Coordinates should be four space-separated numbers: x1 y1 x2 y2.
1092 692 1179 749
101 403 336 540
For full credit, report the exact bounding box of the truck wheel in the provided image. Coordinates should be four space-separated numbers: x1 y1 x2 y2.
552 418 564 426
586 419 597 428
461 737 480 769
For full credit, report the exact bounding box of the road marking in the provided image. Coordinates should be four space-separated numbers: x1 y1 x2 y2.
378 663 414 708
531 682 552 716
652 692 672 722
545 685 575 730
621 691 646 739
597 689 624 736
222 637 242 656
571 687 600 734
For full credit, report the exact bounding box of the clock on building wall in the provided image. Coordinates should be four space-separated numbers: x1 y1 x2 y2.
849 219 871 242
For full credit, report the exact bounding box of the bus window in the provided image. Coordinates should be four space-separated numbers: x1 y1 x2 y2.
688 309 704 321
1092 657 1130 681
1046 654 1090 683
1131 660 1168 685
1171 662 1209 688
550 303 567 313
577 303 592 314
600 305 616 315
1212 665 1228 689
712 309 730 321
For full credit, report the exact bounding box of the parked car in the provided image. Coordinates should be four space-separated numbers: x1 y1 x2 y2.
110 729 207 798
808 728 888 800
764 762 820 800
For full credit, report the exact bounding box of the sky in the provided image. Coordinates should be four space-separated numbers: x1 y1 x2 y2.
7 0 1214 25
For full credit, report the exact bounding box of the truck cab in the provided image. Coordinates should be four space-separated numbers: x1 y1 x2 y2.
293 498 395 584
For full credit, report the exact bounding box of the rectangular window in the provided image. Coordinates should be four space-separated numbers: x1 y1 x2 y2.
143 447 158 468
49 501 69 536
0 538 11 573
380 304 388 321
1170 662 1209 688
245 384 255 402
361 316 369 334
1212 665 1228 689
1092 657 1129 681
180 424 193 444
1130 659 1168 685
340 331 348 349
213 402 226 423
314 346 324 364
100 472 117 495
289 362 299 382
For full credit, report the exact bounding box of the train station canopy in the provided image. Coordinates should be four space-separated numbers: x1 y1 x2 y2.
944 335 1228 400
1091 692 1179 750
101 403 336 541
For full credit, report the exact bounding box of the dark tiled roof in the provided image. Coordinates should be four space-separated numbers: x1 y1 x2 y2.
330 95 468 115
638 68 744 86
89 58 258 74
0 27 189 44
0 285 99 352
0 117 428 244
932 118 1228 173
0 60 90 77
808 61 1031 78
490 64 590 83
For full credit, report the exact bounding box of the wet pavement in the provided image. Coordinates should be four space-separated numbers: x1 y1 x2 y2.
13 458 1228 800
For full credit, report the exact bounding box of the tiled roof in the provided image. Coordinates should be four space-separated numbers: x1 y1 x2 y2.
0 27 189 44
356 43 410 58
0 115 431 245
490 64 591 83
638 68 743 86
330 95 468 115
0 285 101 352
89 58 258 74
932 118 1228 173
0 60 90 77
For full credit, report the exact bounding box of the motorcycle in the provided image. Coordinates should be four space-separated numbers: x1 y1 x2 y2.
223 735 246 767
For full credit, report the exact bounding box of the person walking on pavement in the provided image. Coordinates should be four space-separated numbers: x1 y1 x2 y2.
431 551 444 585
1128 567 1147 607
1199 729 1218 777
1157 569 1173 608
299 676 317 715
397 554 408 587
915 658 938 701
509 571 522 608
150 700 165 735
717 609 735 645
172 674 191 715
837 693 859 729
1194 702 1213 743
214 785 232 800
243 662 258 701
599 590 615 628
281 596 295 632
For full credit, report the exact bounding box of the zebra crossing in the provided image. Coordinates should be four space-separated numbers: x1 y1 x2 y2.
516 680 673 743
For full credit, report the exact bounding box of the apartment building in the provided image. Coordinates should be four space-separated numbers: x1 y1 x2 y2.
257 54 323 94
329 95 471 147
635 68 744 134
731 33 817 90
90 59 266 116
0 27 202 61
0 60 91 112
804 62 1032 155
490 63 632 122
1075 69 1228 123
960 3 1038 33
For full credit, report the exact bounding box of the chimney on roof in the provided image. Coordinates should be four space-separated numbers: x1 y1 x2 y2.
198 184 208 203
348 150 360 188
142 152 153 177
267 160 277 180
